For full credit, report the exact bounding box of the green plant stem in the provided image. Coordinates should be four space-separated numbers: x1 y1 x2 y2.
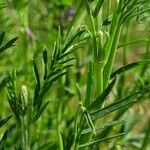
95 61 103 95
103 8 122 89
21 116 30 150
86 0 103 96
57 100 64 150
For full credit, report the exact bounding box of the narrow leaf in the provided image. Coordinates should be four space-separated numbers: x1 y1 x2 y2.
88 77 117 111
78 133 125 148
33 60 41 91
0 31 5 46
0 115 13 128
43 47 48 80
0 130 8 149
81 120 125 135
90 91 141 120
62 30 85 53
111 60 150 79
32 101 49 123
0 37 18 53
117 38 149 49
93 0 105 17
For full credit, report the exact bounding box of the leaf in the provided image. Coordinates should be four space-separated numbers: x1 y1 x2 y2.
32 101 49 123
0 130 8 149
33 60 41 91
78 133 125 148
62 30 85 53
102 17 112 26
84 61 93 107
0 31 5 46
81 120 125 135
90 91 141 121
93 0 105 17
42 47 48 80
0 37 18 53
117 38 149 49
0 115 13 128
110 60 150 79
58 57 75 65
85 0 91 15
75 83 82 101
79 102 96 135
127 8 150 21
88 77 117 111
0 3 6 9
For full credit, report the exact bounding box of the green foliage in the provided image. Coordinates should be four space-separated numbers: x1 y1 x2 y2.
0 0 150 149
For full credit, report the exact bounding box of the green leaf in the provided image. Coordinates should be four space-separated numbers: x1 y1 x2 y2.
0 130 8 149
0 31 5 46
75 83 82 101
0 37 18 53
111 60 150 79
85 0 91 15
88 77 117 111
90 91 141 121
0 115 12 128
32 101 49 123
62 30 85 53
84 61 93 107
117 38 149 49
33 60 41 91
93 0 105 17
78 133 125 148
81 120 125 135
79 102 96 135
102 17 112 26
42 47 48 80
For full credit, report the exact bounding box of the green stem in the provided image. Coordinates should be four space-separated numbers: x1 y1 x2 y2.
21 116 30 150
103 7 122 89
57 101 64 150
95 61 103 95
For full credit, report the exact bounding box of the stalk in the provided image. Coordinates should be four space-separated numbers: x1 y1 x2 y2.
57 100 64 150
103 3 122 89
85 0 103 95
21 116 30 150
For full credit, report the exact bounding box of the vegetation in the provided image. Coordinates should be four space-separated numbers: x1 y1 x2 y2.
0 0 150 149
